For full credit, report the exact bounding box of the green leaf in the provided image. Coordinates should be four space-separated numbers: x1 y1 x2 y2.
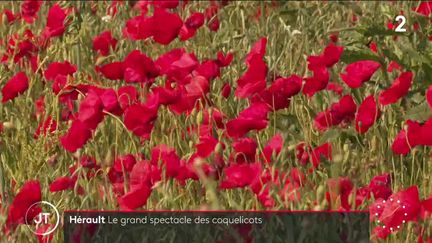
340 49 382 64
319 129 340 144
357 25 406 37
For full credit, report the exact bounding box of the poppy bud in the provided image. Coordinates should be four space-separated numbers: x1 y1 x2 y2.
1 13 7 24
196 110 203 125
316 184 326 202
95 56 109 66
103 149 113 167
343 144 349 153
313 205 322 211
47 153 58 166
2 121 15 129
214 142 223 154
72 150 80 160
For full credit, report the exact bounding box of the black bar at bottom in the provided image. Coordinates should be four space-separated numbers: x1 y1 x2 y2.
64 211 369 243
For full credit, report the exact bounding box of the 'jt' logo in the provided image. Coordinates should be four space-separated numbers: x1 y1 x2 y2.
34 213 51 226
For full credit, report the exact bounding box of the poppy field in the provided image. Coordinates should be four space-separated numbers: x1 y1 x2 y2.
1 1 432 242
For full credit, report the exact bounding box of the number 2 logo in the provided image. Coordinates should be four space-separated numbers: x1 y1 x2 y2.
395 15 406 33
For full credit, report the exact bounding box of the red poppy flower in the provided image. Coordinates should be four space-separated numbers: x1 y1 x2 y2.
76 90 104 130
329 33 338 43
150 86 180 107
155 48 198 82
387 61 401 72
151 7 183 44
372 224 392 239
427 85 432 110
296 142 332 168
118 85 138 110
405 119 432 147
326 177 353 210
326 82 344 96
392 118 432 155
49 176 76 192
391 130 410 155
124 100 159 139
80 155 98 169
235 38 268 98
378 186 421 229
98 88 122 115
20 0 43 24
44 61 77 81
179 12 205 40
232 138 257 163
151 145 181 178
92 31 117 56
6 180 41 228
340 60 381 88
413 2 432 16
41 4 67 39
296 143 310 166
204 4 220 32
60 120 92 153
262 133 283 164
1 72 29 103
122 15 153 40
168 75 209 114
34 116 57 139
221 83 231 98
219 163 262 189
379 72 413 106
368 173 392 200
36 224 54 243
354 186 371 208
129 161 161 190
2 9 17 24
287 168 306 187
311 142 332 168
253 75 302 110
314 94 357 131
202 108 225 129
178 25 196 41
280 180 302 204
109 154 137 183
195 135 218 158
98 62 124 80
368 41 378 53
152 0 179 9
235 55 267 98
245 37 267 65
193 60 220 81
2 36 38 64
112 154 137 174
117 184 152 210
185 12 205 29
123 50 159 83
307 43 343 70
386 20 395 31
255 185 275 208
302 66 330 97
123 7 182 45
175 156 217 185
98 50 159 83
216 51 233 67
207 16 220 31
355 95 380 134
226 102 270 138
